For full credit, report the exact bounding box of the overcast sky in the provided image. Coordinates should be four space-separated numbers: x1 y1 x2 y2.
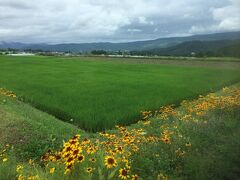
0 0 240 43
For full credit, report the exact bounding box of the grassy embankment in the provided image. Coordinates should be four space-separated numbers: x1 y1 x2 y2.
0 91 83 160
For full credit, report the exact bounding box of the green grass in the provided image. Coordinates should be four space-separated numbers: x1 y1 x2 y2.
0 55 240 131
130 107 240 180
182 109 240 179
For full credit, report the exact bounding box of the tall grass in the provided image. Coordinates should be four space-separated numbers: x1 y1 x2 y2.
0 55 240 131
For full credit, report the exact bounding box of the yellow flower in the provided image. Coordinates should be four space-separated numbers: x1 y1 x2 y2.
64 168 70 175
85 167 93 173
155 154 160 157
90 157 96 163
132 145 139 152
132 174 139 180
2 158 7 162
49 167 55 174
16 165 24 173
82 138 90 145
72 148 81 156
104 155 117 168
161 135 171 144
72 134 80 140
66 157 74 165
223 87 230 92
87 146 96 154
5 144 10 147
27 176 38 180
18 175 24 180
119 168 129 179
175 148 185 156
77 154 85 162
158 173 168 180
115 146 124 154
29 159 34 165
143 120 151 125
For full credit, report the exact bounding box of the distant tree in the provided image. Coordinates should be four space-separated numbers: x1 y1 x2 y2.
117 50 123 55
196 52 204 57
91 50 107 55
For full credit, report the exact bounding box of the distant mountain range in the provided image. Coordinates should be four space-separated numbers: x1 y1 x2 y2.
1 31 240 53
131 39 240 57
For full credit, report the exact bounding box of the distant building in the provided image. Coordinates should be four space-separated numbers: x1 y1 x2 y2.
8 52 35 56
191 52 196 56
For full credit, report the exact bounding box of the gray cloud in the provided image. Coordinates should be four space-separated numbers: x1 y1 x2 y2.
0 0 239 43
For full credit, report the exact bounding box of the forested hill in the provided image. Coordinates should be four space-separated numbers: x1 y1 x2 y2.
130 39 240 57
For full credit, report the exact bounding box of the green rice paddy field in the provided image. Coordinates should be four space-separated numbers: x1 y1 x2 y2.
0 55 239 131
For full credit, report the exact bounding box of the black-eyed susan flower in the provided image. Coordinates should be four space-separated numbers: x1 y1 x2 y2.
104 155 117 168
115 146 124 154
65 146 72 152
77 154 85 162
109 149 117 155
132 174 138 180
49 167 55 174
72 134 80 140
16 165 24 173
72 149 80 156
90 158 96 163
66 157 74 164
132 145 139 152
119 168 129 179
87 146 96 154
63 153 71 159
185 142 192 147
55 154 61 161
69 139 78 145
18 174 24 180
49 155 56 162
85 167 93 173
161 136 170 144
82 138 90 145
65 163 73 173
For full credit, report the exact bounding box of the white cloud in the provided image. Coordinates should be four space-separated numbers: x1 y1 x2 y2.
127 29 142 32
0 0 238 43
189 0 240 33
138 16 154 25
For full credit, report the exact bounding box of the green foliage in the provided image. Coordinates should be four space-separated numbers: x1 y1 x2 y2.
91 50 107 55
